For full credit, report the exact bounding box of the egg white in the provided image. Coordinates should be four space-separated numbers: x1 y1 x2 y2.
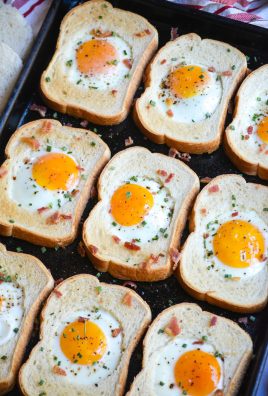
104 177 174 244
156 63 222 123
203 211 268 278
9 148 80 212
0 281 23 345
51 309 122 385
152 338 224 396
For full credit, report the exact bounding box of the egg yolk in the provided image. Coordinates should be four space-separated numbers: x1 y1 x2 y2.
60 320 107 365
32 153 79 191
174 349 221 396
0 296 3 311
168 65 210 99
213 220 265 268
257 116 268 144
76 39 117 75
110 183 154 226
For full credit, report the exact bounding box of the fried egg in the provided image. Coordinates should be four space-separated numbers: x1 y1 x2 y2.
0 278 23 345
152 338 223 396
9 148 81 211
51 309 122 385
157 64 222 123
62 29 132 90
105 176 174 243
203 211 268 278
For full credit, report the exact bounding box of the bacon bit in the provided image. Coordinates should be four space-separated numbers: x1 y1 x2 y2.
111 328 122 337
231 211 238 217
160 59 167 65
245 135 250 140
122 281 137 290
65 122 73 127
157 169 168 177
170 27 179 40
30 103 47 117
193 340 204 345
135 29 151 37
124 241 141 251
54 278 63 287
21 136 40 150
77 241 86 257
259 143 266 153
112 235 121 244
122 292 132 306
111 89 117 96
150 254 160 263
210 316 218 327
230 276 241 281
77 165 85 172
208 66 216 72
61 214 72 220
169 247 181 269
221 70 232 76
0 167 7 178
37 206 49 214
71 189 79 197
200 177 212 184
168 148 191 163
90 28 112 38
238 317 248 324
123 59 133 69
125 136 133 147
208 184 219 193
213 391 224 396
201 208 207 215
168 147 179 158
52 366 66 376
41 120 52 133
80 120 88 128
53 289 62 298
78 316 87 323
165 173 174 183
203 233 209 239
46 211 60 225
165 97 173 107
165 317 181 336
89 245 98 255
166 109 174 117
247 126 253 134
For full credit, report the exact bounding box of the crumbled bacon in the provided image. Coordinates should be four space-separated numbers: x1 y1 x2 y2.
52 366 67 376
112 235 121 244
77 241 86 257
208 184 219 193
89 245 98 254
21 136 40 150
122 281 137 290
210 316 218 327
157 169 168 177
135 29 151 37
165 173 174 183
200 177 212 184
221 70 232 76
65 122 73 127
46 211 60 225
238 317 248 325
30 103 47 117
247 126 253 134
37 206 49 214
168 147 179 158
168 147 191 162
0 167 7 178
193 340 204 345
170 248 181 268
90 28 112 38
77 165 85 171
123 59 133 69
150 254 160 263
111 328 122 337
124 241 141 251
232 211 238 217
80 120 88 128
201 208 207 215
160 59 167 65
125 136 133 147
60 214 72 220
111 89 117 96
166 109 174 117
203 233 209 239
41 120 52 133
208 66 216 72
170 27 179 40
53 289 62 298
165 317 181 336
78 316 87 323
122 292 132 306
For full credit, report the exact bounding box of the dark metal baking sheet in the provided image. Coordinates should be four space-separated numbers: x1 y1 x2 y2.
3 0 268 395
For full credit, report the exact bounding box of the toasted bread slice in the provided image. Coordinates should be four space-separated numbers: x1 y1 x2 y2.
19 274 151 396
0 243 53 394
83 146 199 281
0 119 110 247
134 33 247 154
178 174 268 313
127 303 253 396
224 65 268 179
40 0 158 125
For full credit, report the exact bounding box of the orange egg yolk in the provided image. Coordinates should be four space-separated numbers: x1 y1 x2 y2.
174 349 221 396
110 183 154 226
169 65 210 99
76 39 117 75
213 220 265 268
0 296 3 311
32 153 79 191
257 116 268 144
60 320 107 365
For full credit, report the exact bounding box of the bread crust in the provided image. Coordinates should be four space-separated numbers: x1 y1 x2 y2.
0 244 54 394
0 119 111 247
19 274 151 396
83 146 199 281
134 33 247 154
40 0 158 125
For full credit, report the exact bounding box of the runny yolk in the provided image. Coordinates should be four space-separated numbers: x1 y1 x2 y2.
174 349 221 396
110 183 154 226
76 39 117 74
213 220 265 268
168 65 210 99
32 153 79 191
60 320 107 365
257 116 268 144
0 296 3 311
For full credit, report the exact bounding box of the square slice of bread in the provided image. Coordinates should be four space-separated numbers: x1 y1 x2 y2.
127 303 253 396
0 119 110 247
134 33 247 154
0 243 53 394
224 65 268 180
83 146 199 281
178 174 268 313
19 274 151 396
40 0 158 125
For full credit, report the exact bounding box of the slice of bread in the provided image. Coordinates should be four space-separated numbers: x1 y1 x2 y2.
127 303 253 396
19 274 151 396
224 65 268 180
83 146 199 281
0 119 110 247
0 243 53 394
134 33 247 154
178 174 268 313
0 3 33 60
0 42 23 114
40 0 158 125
